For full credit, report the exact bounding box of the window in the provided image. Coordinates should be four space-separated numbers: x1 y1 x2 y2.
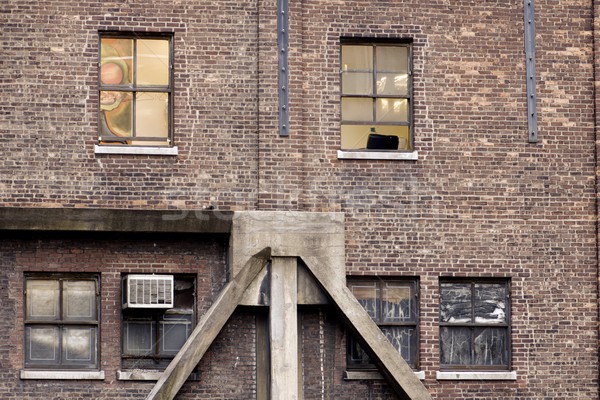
121 276 194 370
341 41 412 151
439 279 510 369
24 275 99 369
347 278 419 369
98 33 173 147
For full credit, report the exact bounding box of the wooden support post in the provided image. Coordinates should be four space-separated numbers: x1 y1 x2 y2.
146 248 271 400
269 257 298 400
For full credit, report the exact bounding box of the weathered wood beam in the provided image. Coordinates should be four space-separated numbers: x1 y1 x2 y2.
301 255 432 400
146 247 271 400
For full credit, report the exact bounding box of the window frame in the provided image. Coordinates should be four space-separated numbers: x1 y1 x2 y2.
346 277 419 370
439 278 511 371
340 38 414 152
23 274 100 370
97 31 174 147
121 274 195 370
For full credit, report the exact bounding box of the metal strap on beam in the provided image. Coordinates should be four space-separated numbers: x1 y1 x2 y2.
524 0 538 143
277 0 289 136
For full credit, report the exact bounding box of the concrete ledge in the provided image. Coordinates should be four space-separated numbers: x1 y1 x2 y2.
436 371 517 381
337 150 418 160
20 370 105 380
345 370 425 380
94 145 178 156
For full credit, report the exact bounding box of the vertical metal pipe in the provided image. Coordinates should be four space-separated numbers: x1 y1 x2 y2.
524 0 538 143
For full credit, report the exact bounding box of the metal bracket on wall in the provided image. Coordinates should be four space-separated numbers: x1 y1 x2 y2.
524 0 538 143
277 0 289 136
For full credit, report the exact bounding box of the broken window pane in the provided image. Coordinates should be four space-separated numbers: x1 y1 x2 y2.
474 283 507 324
440 327 471 366
440 283 472 323
474 328 507 366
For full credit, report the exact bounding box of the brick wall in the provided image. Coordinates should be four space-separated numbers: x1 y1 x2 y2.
1 0 599 399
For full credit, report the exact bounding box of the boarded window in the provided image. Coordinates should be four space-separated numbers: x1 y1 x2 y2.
440 280 510 369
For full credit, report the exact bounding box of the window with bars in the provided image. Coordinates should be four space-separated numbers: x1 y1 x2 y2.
341 41 412 151
98 32 173 147
347 278 419 369
24 275 100 369
439 279 510 369
121 276 194 370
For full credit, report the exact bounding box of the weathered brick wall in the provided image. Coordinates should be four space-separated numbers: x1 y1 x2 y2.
1 0 599 399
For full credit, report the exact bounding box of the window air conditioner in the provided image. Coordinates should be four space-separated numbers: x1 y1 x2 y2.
122 275 174 309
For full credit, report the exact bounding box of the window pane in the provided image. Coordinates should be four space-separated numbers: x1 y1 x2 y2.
100 38 133 86
26 326 59 364
381 326 416 366
341 72 372 95
137 39 170 86
348 337 371 366
135 92 168 141
440 283 472 323
375 98 408 123
63 327 96 364
341 124 372 150
26 280 59 320
160 315 192 356
123 320 155 356
100 91 133 138
341 98 372 122
63 280 96 320
174 279 195 309
474 283 507 324
376 73 408 96
348 281 379 320
376 46 408 72
474 328 508 366
342 45 373 71
382 282 413 322
440 327 471 366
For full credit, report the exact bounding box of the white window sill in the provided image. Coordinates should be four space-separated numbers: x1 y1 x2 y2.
337 150 418 160
20 370 105 380
344 370 425 381
117 370 199 381
436 371 517 381
94 145 178 156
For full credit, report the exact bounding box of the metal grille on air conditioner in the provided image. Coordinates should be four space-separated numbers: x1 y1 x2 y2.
122 275 174 309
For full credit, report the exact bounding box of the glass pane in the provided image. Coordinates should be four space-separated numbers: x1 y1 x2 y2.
474 283 507 324
137 39 170 86
376 73 408 96
382 282 412 322
100 91 133 139
160 316 192 355
376 98 408 123
341 98 372 122
376 46 408 72
123 320 155 356
440 283 472 323
341 125 410 150
26 326 59 364
348 336 372 366
474 328 508 366
342 45 373 71
63 327 96 364
100 38 133 86
63 280 96 320
440 326 471 366
341 72 372 95
135 92 168 140
26 280 59 320
349 281 379 320
381 326 416 366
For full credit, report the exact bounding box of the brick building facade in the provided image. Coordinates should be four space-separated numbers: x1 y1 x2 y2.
1 0 599 399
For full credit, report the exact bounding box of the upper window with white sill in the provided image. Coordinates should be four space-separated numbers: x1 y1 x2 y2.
98 32 173 149
340 41 413 154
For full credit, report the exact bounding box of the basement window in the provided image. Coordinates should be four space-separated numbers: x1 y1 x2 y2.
347 277 419 370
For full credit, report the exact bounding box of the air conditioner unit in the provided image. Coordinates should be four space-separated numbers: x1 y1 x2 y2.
122 275 174 309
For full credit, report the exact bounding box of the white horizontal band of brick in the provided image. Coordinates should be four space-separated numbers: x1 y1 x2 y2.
117 370 200 381
94 145 178 156
337 150 418 160
20 370 105 380
344 370 425 380
436 371 517 381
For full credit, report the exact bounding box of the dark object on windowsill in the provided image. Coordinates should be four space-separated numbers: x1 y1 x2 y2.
366 133 399 150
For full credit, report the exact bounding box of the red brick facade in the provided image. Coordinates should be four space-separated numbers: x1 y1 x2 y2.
1 0 599 399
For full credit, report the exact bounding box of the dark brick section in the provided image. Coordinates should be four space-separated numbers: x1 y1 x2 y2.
2 0 599 399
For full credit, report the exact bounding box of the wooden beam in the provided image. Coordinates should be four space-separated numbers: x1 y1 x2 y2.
301 255 432 400
146 247 271 400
